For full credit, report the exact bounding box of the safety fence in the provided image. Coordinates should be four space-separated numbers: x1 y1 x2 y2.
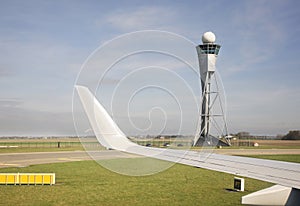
0 141 100 148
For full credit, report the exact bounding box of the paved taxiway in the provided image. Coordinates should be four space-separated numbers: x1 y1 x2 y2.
215 148 300 155
0 149 299 168
0 150 139 168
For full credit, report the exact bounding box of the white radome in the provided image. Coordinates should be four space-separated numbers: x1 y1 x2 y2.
202 31 216 43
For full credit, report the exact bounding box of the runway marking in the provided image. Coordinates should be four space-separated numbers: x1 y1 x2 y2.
57 158 83 161
58 158 72 160
0 163 20 166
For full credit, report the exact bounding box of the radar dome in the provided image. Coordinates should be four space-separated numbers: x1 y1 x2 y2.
202 31 216 44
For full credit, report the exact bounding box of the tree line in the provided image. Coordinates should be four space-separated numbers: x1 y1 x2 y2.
281 130 300 140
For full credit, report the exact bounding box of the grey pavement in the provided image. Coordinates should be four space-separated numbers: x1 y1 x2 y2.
0 150 140 168
214 148 300 155
0 149 299 168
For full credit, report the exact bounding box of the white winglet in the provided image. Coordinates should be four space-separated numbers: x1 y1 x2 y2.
75 85 135 151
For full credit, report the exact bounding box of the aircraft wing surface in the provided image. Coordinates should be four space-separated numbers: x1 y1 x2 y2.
75 85 300 189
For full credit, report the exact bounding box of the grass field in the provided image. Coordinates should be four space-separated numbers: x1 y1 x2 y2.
228 140 300 149
0 139 99 153
241 154 300 163
0 147 85 153
0 139 299 205
0 159 281 206
0 154 299 206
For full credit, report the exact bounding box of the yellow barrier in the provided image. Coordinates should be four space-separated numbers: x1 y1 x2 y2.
0 173 55 185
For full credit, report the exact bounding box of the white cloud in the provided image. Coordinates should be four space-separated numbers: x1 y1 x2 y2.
230 1 284 71
99 6 177 31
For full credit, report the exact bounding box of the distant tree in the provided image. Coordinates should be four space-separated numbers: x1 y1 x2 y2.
276 134 284 140
236 132 251 139
282 130 300 140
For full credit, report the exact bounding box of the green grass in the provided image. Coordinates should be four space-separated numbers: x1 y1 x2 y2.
220 145 300 149
0 159 272 206
1 154 299 206
0 141 87 153
0 147 84 153
1 145 300 153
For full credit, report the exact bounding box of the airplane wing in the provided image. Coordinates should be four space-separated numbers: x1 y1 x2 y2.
75 85 300 206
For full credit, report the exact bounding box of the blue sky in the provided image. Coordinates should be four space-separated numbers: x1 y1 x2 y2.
0 0 299 136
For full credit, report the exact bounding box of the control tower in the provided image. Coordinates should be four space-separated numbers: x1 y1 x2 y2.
193 32 229 146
